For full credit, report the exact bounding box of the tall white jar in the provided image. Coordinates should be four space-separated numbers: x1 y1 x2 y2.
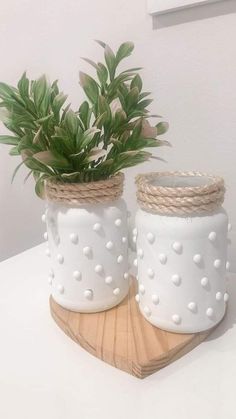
135 172 229 333
44 173 129 313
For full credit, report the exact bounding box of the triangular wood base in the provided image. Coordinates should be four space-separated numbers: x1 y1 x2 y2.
50 278 216 379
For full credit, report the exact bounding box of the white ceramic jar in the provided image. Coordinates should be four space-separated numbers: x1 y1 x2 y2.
44 174 129 312
135 172 230 333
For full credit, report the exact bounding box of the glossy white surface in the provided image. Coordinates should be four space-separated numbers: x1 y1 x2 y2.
0 244 235 419
136 208 229 333
45 199 129 312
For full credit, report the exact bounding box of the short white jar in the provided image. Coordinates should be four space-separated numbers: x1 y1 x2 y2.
44 174 129 313
135 172 229 333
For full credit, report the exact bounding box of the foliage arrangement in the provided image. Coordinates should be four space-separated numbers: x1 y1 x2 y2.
0 41 169 197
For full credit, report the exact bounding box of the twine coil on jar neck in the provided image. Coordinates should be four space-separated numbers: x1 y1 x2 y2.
45 172 124 206
136 171 225 216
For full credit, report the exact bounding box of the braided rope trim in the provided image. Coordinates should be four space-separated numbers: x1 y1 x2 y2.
136 171 225 215
45 172 124 206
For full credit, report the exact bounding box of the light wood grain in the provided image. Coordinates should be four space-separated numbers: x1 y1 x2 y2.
50 278 216 379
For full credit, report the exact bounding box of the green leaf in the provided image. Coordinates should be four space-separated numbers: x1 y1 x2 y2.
95 39 107 49
79 72 99 104
79 127 101 149
9 146 20 156
64 109 79 136
86 147 107 162
97 63 108 85
0 82 18 99
126 87 139 110
0 135 19 145
116 42 134 64
81 57 98 70
17 72 29 99
131 74 142 93
33 150 71 169
156 121 169 135
33 75 47 109
52 92 68 114
79 101 89 129
104 45 116 81
35 174 48 198
94 111 108 128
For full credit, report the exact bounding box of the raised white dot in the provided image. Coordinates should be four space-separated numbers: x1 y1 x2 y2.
84 289 93 300
137 248 144 258
41 214 46 223
171 274 181 286
122 236 127 244
208 231 217 242
117 255 124 264
201 277 209 287
124 272 129 280
172 241 182 253
70 233 78 244
93 223 102 232
228 223 232 232
132 227 137 236
206 307 214 317
139 284 145 294
172 314 181 324
226 261 230 271
147 268 155 279
95 264 103 273
152 294 159 305
48 276 52 285
113 288 120 296
105 276 113 284
43 232 48 241
133 236 137 244
214 259 222 269
147 232 155 244
57 284 64 294
133 258 138 267
115 218 122 227
106 241 114 250
83 246 91 256
224 292 229 302
45 248 50 257
73 270 82 281
144 306 151 317
57 254 64 264
159 253 167 264
135 294 140 303
216 291 222 301
188 302 197 312
193 254 202 264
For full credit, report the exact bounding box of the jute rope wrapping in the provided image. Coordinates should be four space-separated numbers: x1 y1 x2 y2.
136 171 225 215
45 172 124 206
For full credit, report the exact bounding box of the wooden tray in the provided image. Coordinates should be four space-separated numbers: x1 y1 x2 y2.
50 278 215 379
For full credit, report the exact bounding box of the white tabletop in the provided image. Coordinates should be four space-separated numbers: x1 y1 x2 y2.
0 243 235 419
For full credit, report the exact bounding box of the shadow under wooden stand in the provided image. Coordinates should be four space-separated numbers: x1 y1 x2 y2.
50 278 215 379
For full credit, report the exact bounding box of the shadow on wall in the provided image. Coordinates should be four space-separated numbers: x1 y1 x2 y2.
152 0 236 28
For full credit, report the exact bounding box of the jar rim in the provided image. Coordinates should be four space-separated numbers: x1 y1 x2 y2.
136 171 225 215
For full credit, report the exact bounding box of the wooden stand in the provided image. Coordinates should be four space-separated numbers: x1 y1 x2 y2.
50 278 216 379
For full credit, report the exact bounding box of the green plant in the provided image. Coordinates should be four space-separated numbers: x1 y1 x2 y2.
0 41 169 197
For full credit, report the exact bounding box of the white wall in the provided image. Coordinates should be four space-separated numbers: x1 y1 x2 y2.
0 0 235 267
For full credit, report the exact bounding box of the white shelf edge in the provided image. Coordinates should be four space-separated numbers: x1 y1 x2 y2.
147 0 223 15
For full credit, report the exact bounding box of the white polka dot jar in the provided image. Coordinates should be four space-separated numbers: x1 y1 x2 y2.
44 173 129 312
135 172 229 333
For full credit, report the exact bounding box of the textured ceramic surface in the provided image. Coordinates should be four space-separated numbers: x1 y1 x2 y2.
135 207 229 333
43 198 129 312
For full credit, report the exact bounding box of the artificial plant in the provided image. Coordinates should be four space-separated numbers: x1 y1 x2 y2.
0 41 169 196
